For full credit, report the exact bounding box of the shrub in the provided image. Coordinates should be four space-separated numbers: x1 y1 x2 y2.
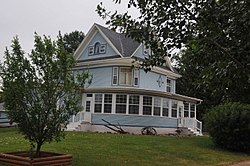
205 102 250 152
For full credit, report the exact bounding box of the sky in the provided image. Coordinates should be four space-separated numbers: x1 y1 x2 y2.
0 0 139 61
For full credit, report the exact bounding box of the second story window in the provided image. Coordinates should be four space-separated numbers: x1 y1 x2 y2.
112 67 139 86
166 78 171 92
119 67 133 85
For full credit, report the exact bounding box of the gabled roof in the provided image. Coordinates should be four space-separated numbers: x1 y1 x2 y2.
74 23 177 74
96 24 140 57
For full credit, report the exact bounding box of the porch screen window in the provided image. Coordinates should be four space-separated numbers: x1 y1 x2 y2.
104 94 112 113
184 102 189 117
112 67 118 85
94 94 102 113
190 104 195 118
153 97 161 116
166 78 171 92
162 98 169 117
116 94 127 114
119 67 132 85
171 100 178 117
143 96 152 115
129 95 139 114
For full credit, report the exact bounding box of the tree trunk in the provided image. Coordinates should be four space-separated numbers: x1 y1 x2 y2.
35 142 42 158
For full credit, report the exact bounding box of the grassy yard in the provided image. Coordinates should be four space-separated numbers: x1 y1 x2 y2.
0 128 249 166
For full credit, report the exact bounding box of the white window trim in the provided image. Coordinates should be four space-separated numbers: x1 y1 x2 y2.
112 67 118 85
133 68 139 86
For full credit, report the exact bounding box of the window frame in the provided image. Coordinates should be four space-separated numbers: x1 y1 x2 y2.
143 96 153 115
115 94 127 114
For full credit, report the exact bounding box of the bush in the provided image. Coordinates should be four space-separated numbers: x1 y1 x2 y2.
205 102 250 152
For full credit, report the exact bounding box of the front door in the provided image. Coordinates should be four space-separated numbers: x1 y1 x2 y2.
178 105 184 127
84 95 93 122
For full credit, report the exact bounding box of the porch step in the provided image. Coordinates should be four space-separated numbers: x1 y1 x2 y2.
177 127 202 136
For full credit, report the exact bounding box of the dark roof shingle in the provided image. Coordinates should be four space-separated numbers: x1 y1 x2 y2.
96 24 140 57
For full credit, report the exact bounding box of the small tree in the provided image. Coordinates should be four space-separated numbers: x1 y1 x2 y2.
0 34 92 157
205 102 250 152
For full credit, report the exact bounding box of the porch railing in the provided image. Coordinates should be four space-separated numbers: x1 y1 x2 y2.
180 118 202 135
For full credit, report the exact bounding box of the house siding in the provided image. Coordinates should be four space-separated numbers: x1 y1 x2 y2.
92 114 177 128
79 67 176 93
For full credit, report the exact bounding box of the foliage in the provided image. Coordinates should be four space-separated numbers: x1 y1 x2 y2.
1 129 250 166
205 102 250 152
62 31 85 53
0 34 92 157
97 0 250 114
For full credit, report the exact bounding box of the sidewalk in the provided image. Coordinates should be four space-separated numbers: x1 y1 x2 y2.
230 161 250 166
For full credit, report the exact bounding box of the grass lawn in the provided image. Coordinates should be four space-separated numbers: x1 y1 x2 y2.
0 128 249 166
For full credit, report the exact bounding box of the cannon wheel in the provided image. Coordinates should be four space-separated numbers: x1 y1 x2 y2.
141 127 157 135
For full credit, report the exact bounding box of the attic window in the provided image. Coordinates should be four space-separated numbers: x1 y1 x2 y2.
143 45 150 56
88 42 106 55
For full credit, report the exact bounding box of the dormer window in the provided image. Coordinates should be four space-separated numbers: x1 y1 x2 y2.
88 42 106 55
143 45 151 56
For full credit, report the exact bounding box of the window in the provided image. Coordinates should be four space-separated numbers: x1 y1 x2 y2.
112 67 139 86
88 46 94 55
119 67 132 85
94 42 101 54
85 101 91 112
87 94 93 97
112 67 118 85
166 78 171 92
171 100 178 117
104 94 112 113
184 102 189 117
153 97 161 116
143 45 150 56
143 96 152 115
162 98 169 117
116 94 127 114
94 94 102 113
190 104 195 118
133 69 139 86
129 95 139 114
88 42 106 55
99 44 106 53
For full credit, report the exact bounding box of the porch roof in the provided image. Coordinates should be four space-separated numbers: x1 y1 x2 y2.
83 87 202 104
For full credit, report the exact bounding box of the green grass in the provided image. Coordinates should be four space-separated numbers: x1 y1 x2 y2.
0 128 249 166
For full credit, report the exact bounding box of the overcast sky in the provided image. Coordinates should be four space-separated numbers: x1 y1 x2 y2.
0 0 138 61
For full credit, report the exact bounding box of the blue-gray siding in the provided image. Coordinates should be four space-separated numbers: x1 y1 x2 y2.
80 67 176 93
92 114 177 128
0 111 12 127
88 67 113 88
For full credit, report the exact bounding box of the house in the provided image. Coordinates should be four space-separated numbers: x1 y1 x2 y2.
66 23 203 135
0 103 14 128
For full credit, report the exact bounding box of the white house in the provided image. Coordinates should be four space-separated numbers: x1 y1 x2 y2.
67 23 203 135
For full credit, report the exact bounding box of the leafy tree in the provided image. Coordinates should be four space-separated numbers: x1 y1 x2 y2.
0 34 92 157
97 0 250 109
62 31 85 53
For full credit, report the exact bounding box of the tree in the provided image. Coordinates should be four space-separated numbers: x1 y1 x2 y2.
62 31 85 54
97 0 250 108
0 34 92 157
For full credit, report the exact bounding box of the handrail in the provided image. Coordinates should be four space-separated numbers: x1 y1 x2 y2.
180 118 202 135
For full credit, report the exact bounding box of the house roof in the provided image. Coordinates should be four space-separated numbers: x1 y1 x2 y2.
95 24 140 57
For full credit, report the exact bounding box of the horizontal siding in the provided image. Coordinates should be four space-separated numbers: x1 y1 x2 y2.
92 114 177 128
